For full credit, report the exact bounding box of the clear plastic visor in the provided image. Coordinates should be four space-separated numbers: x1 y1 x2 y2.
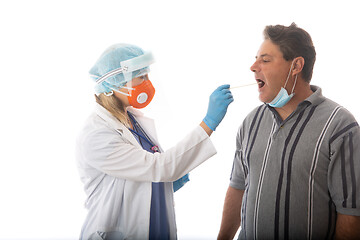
127 74 149 87
95 51 155 91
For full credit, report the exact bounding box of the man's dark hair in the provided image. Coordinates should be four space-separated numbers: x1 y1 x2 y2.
263 23 316 83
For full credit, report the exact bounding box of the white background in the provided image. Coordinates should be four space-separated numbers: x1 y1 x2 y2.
0 0 359 239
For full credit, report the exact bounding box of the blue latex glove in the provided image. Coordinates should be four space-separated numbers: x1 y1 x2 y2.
203 84 234 131
173 173 190 192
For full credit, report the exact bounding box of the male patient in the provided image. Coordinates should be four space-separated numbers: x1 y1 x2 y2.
218 23 360 239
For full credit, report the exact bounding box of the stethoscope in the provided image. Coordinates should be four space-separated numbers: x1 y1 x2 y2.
127 112 160 153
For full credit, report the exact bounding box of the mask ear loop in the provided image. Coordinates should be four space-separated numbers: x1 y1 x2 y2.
284 60 298 96
110 86 135 97
284 60 296 88
104 91 114 96
290 74 298 94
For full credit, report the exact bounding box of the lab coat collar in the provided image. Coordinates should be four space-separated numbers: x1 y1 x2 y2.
127 106 144 118
94 103 142 148
94 103 159 149
127 107 159 147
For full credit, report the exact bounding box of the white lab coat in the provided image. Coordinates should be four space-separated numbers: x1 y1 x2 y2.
76 103 217 240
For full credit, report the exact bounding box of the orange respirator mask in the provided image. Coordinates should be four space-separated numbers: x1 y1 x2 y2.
127 79 155 109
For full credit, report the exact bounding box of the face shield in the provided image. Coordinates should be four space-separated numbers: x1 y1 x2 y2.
93 51 155 96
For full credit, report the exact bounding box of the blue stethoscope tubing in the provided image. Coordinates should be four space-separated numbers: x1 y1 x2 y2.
128 113 160 153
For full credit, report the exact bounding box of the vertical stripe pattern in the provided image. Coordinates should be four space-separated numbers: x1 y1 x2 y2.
230 87 360 240
244 106 263 174
243 105 266 240
340 131 357 209
241 105 265 239
340 141 348 208
349 132 357 208
307 106 342 239
284 106 317 239
274 108 306 239
254 121 276 239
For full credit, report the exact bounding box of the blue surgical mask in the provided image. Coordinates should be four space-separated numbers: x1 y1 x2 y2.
268 60 298 108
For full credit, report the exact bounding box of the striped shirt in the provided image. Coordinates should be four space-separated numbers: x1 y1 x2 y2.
230 86 360 240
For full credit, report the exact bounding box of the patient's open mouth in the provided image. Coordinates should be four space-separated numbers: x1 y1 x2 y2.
256 79 265 88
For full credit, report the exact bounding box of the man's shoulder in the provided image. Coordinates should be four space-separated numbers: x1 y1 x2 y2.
318 97 357 123
316 97 359 144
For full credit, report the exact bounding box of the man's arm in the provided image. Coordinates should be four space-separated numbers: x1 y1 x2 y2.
335 213 360 239
217 186 244 240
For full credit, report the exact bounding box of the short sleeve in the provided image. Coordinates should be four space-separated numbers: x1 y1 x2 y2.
230 126 246 190
328 123 360 216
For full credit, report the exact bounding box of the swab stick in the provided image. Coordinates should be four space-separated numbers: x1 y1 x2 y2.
230 83 257 89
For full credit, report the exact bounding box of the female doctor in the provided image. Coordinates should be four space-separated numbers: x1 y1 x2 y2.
76 44 233 240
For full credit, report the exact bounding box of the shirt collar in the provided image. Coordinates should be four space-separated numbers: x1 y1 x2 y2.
302 85 326 106
266 85 326 125
266 85 325 110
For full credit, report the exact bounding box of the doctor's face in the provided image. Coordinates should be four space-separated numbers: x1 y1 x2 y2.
250 40 293 104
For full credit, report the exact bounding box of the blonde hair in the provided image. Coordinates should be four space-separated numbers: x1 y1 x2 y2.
95 94 131 128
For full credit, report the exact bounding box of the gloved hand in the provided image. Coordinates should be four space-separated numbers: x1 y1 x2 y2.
203 84 234 131
173 173 190 192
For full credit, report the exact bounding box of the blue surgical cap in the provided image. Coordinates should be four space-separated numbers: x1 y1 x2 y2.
89 43 153 95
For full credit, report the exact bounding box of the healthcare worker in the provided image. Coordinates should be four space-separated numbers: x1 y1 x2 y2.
76 43 233 240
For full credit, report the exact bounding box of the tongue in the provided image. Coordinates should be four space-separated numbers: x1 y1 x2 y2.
258 80 265 88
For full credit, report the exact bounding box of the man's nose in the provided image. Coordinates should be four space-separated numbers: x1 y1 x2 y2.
250 61 259 73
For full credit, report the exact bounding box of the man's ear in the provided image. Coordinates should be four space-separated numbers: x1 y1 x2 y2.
292 57 305 75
